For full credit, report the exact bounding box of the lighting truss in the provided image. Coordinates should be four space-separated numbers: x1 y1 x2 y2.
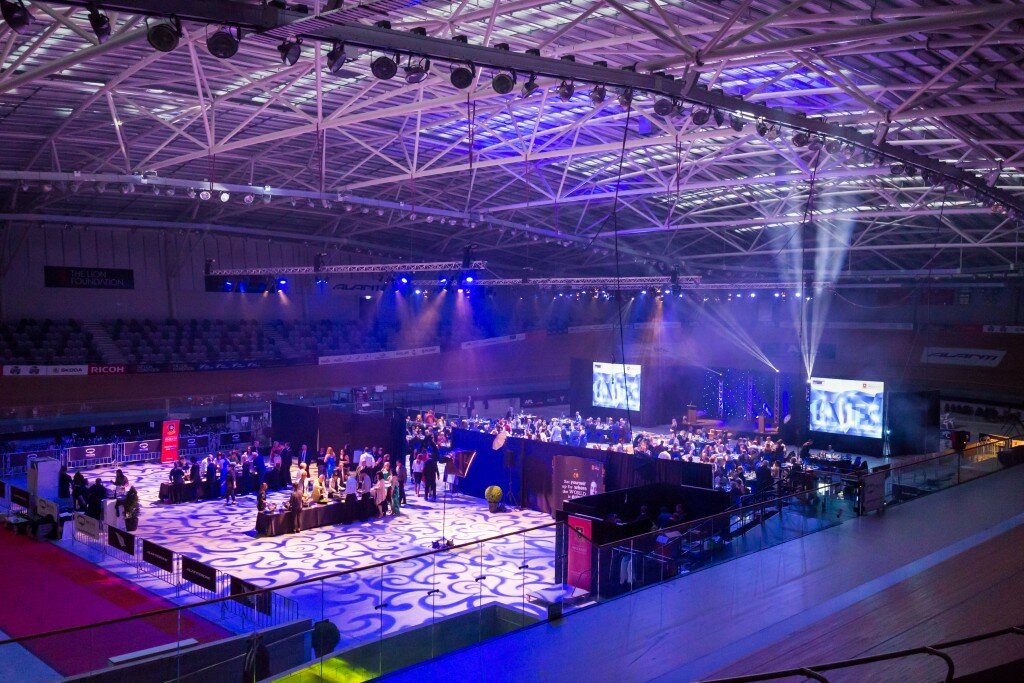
209 260 488 277
414 276 701 289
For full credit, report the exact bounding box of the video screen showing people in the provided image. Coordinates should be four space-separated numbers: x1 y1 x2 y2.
809 377 884 439
592 362 641 412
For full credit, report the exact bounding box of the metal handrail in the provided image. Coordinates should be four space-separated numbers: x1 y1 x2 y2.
702 623 1024 682
0 519 557 648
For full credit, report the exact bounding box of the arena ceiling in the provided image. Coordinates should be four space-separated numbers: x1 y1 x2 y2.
2 0 1024 284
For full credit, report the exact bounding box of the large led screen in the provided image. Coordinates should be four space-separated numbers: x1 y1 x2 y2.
592 362 641 412
809 377 885 439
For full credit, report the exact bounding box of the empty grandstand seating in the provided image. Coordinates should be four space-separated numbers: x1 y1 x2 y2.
101 319 283 365
0 319 100 365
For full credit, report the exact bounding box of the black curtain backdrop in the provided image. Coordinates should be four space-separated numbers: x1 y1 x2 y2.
271 402 319 453
452 428 713 515
887 390 940 456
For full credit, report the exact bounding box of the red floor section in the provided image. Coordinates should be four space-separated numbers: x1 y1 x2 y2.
0 529 230 676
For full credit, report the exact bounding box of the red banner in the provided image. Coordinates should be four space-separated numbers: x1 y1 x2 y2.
566 515 593 591
161 420 180 463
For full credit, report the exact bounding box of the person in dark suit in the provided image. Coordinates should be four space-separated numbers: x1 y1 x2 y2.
72 470 88 510
422 453 439 502
58 466 72 500
188 458 201 485
169 462 185 503
86 478 106 520
288 483 305 533
205 456 218 499
280 442 293 487
254 451 267 492
256 482 268 512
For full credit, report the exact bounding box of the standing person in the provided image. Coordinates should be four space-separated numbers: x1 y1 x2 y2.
465 395 474 418
86 478 106 520
240 453 252 495
72 470 88 510
168 461 185 504
280 442 293 487
256 482 269 513
289 484 305 533
422 452 439 502
58 465 73 501
324 447 337 480
395 458 407 506
254 449 267 492
372 472 389 516
297 444 310 470
217 451 229 496
411 450 425 497
205 455 218 499
224 464 237 505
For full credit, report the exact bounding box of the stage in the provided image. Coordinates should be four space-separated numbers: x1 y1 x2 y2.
28 459 559 651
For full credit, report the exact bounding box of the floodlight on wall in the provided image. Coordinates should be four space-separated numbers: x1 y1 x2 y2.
146 17 181 52
207 26 240 59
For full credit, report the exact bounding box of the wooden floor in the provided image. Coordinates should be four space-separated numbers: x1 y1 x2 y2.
382 465 1024 683
706 524 1024 682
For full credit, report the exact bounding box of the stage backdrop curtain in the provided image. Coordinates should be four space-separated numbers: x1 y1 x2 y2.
451 429 713 516
316 409 405 460
271 402 319 454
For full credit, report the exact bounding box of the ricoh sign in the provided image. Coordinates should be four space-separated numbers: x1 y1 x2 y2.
920 347 1006 367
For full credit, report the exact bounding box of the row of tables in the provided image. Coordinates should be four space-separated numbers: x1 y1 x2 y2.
255 495 379 536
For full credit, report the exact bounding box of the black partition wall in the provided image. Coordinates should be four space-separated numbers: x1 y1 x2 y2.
452 428 714 515
272 402 403 458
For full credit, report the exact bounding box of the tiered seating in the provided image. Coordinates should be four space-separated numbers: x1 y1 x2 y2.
0 319 100 364
102 319 283 364
271 320 388 356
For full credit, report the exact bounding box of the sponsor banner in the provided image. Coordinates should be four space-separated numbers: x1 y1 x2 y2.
74 513 101 539
319 346 440 365
89 364 127 375
983 325 1024 334
552 455 605 510
124 439 161 457
67 444 112 462
566 515 594 591
520 391 569 409
107 526 136 555
142 539 174 572
195 360 263 371
222 431 252 446
3 365 87 377
181 556 218 592
161 420 181 463
920 347 1006 367
180 435 209 451
36 497 59 520
569 324 615 333
44 265 135 290
778 321 914 331
460 334 526 350
229 575 272 616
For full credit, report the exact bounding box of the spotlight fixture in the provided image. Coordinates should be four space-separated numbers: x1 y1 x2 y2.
150 185 160 195
207 26 241 59
242 193 255 204
278 39 302 66
219 191 231 202
729 113 744 132
713 109 725 127
653 97 674 117
691 108 710 126
199 189 212 201
557 80 574 101
371 54 398 80
590 84 607 104
617 88 633 108
791 131 809 147
404 56 430 84
186 187 196 199
521 74 539 97
88 7 110 44
450 63 475 89
890 163 905 176
262 194 272 204
756 120 768 137
326 41 348 74
1 0 32 35
824 139 842 154
146 17 181 52
807 136 823 151
120 183 133 194
491 70 516 94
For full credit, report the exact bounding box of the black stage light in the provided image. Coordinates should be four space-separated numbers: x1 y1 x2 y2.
521 74 539 97
557 80 574 101
1 0 32 35
88 8 111 43
791 131 809 147
404 57 430 84
807 136 823 151
207 26 240 59
590 84 606 104
617 88 633 108
713 108 725 127
756 120 768 137
326 41 348 74
691 108 710 126
450 63 475 89
371 54 398 80
492 70 516 94
278 39 302 66
653 98 674 117
146 17 181 52
825 139 842 154
729 113 744 132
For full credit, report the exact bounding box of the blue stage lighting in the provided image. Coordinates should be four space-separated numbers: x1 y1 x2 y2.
465 275 474 283
400 276 409 284
278 278 287 286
